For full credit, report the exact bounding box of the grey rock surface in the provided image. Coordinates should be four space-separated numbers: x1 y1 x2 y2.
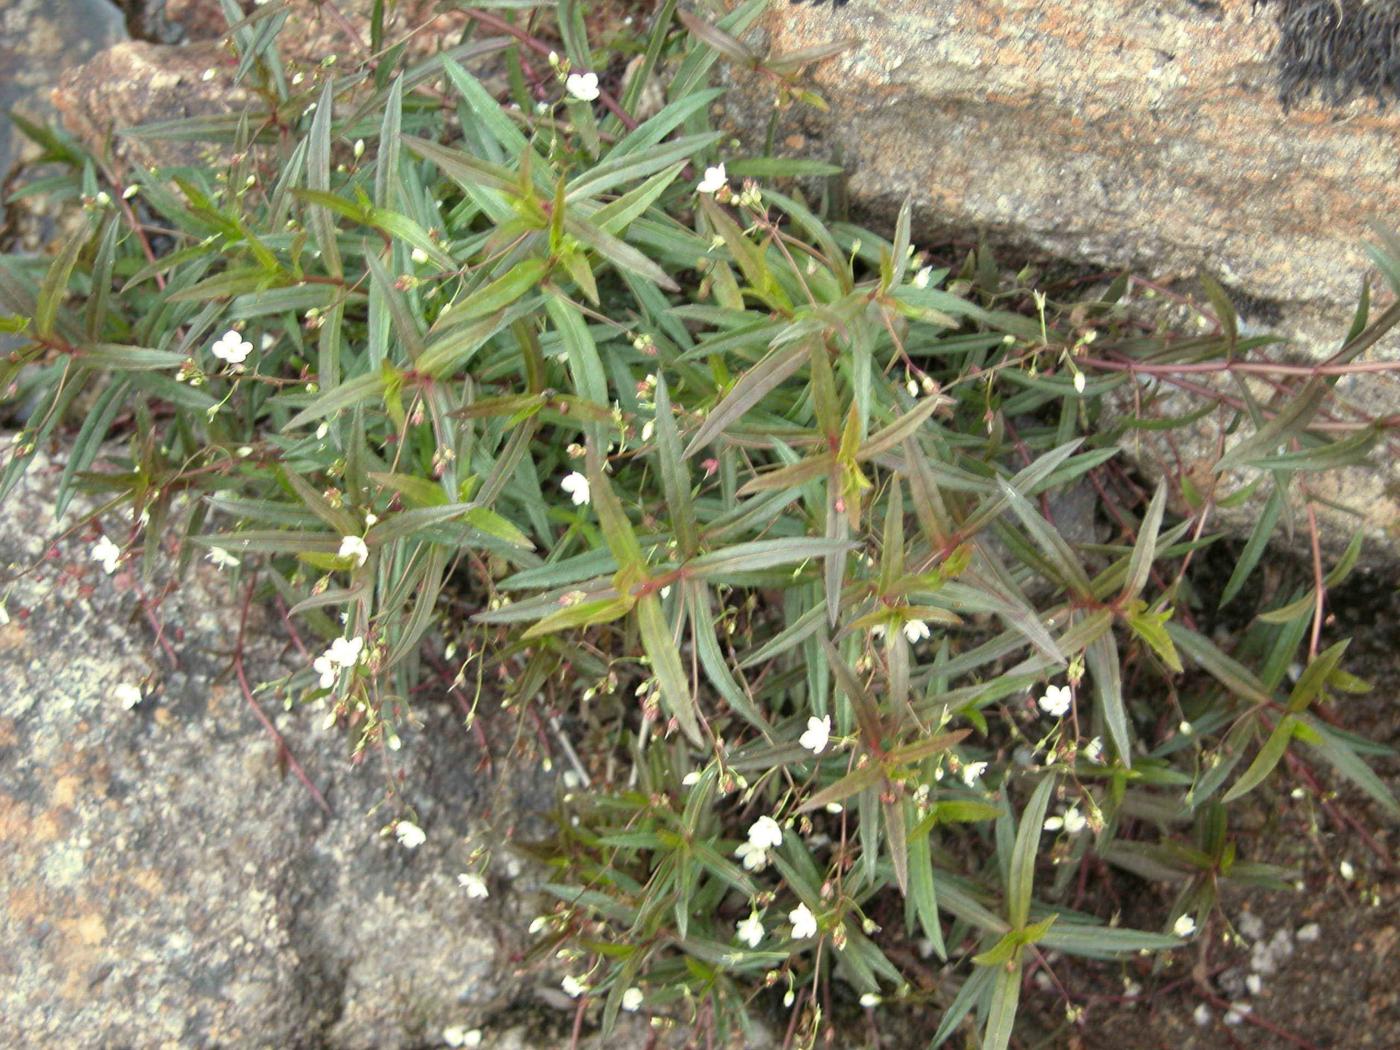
0 452 650 1048
722 0 1400 559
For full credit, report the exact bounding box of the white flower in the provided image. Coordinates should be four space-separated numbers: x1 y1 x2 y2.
206 546 241 570
681 771 701 787
747 815 784 851
789 903 817 940
458 872 489 899
339 534 369 567
902 619 930 644
1061 807 1087 834
329 635 363 667
1173 914 1197 938
621 986 645 1012
211 329 253 365
115 683 143 710
411 247 429 265
906 378 919 398
1083 737 1105 763
313 653 338 689
1193 1003 1212 1027
1043 816 1064 832
735 912 765 948
697 163 727 194
565 72 600 101
1038 683 1072 718
561 974 587 998
734 840 770 873
859 992 882 1008
395 820 427 849
91 535 121 574
1339 859 1355 881
912 265 933 289
561 471 590 506
961 761 988 787
799 715 831 754
443 1027 482 1048
1073 370 1086 394
1296 922 1321 943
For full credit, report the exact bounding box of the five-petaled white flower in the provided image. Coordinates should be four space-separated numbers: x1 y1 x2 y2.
339 534 369 567
903 619 931 644
211 329 253 365
565 72 600 101
115 683 143 711
91 535 121 574
1039 683 1072 718
1061 807 1087 834
799 715 831 755
206 546 240 570
1173 914 1197 938
561 471 591 506
621 986 645 1012
734 840 771 872
736 912 765 948
457 872 489 899
789 903 817 940
747 815 784 851
395 820 426 849
697 164 727 194
961 761 988 787
561 974 588 998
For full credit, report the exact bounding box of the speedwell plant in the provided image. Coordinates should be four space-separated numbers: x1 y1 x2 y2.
1 1 1396 1047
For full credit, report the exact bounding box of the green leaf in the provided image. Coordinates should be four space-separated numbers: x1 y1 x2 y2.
1222 715 1297 804
1085 630 1131 769
982 959 1023 1050
1008 776 1056 929
652 374 699 556
636 593 704 746
1123 479 1167 601
683 341 808 456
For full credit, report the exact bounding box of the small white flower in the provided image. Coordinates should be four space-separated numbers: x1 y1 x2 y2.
561 471 590 506
1043 816 1064 832
561 974 587 998
211 329 253 365
1178 720 1195 736
789 903 817 940
461 1032 482 1049
1039 683 1072 718
912 265 933 289
1296 922 1321 943
747 815 784 851
906 378 920 398
961 761 988 787
1083 737 1105 763
200 67 216 82
734 840 770 873
1061 807 1087 834
1339 859 1355 881
328 635 363 667
1173 914 1197 938
736 912 765 948
902 619 930 644
859 992 882 1008
681 771 701 787
565 72 600 101
206 546 241 570
411 247 429 265
339 535 370 567
443 1026 482 1048
799 715 831 755
261 332 276 351
91 535 121 574
458 872 489 899
1245 973 1263 996
697 164 727 194
1073 370 1086 393
1193 1003 1212 1027
621 986 644 1012
395 820 427 849
313 654 338 689
115 683 143 710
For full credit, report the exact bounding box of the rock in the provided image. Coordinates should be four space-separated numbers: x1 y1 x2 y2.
0 452 650 1048
721 0 1400 559
50 0 489 170
0 0 128 176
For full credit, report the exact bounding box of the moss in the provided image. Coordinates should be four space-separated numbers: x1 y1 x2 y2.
1268 0 1400 106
